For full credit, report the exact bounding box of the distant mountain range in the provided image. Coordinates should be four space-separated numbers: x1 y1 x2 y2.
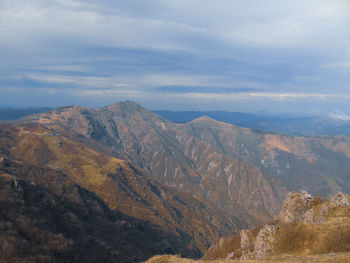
2 101 350 261
154 110 350 136
3 107 350 137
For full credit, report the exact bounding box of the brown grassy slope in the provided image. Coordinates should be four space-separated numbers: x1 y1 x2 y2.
0 165 170 263
144 253 350 263
0 122 237 256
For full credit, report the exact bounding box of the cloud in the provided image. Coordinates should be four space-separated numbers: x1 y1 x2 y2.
0 0 350 113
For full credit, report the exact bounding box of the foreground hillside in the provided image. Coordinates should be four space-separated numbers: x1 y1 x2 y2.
147 192 350 262
203 192 350 260
145 253 350 263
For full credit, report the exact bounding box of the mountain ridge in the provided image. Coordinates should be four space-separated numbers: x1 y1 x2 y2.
21 101 287 226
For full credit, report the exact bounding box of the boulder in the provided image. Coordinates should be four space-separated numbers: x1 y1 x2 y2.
254 225 278 259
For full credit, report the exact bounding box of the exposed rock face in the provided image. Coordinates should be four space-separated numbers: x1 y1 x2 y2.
254 225 279 259
276 191 314 223
240 229 253 251
329 192 350 207
302 206 328 224
302 192 350 224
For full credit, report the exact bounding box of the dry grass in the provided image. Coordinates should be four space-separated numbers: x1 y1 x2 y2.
145 253 350 263
203 225 263 260
274 218 350 255
274 222 314 254
203 235 241 260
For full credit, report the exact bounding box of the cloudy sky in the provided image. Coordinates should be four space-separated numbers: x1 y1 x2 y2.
1 0 350 114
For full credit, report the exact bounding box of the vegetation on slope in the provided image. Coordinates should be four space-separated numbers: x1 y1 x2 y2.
0 123 238 258
159 191 350 263
145 253 350 263
0 166 170 262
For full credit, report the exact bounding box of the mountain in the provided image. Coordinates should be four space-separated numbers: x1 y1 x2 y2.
0 123 238 259
185 116 350 195
4 101 350 261
0 107 51 121
22 102 350 221
22 101 287 226
154 110 350 137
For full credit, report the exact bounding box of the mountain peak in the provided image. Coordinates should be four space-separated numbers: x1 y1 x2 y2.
191 115 216 122
103 101 146 113
190 115 233 126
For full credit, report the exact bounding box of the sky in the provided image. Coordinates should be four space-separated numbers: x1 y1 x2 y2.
1 0 350 115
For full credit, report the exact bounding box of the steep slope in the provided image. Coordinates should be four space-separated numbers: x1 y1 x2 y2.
23 101 286 225
186 116 350 196
0 123 237 257
0 161 168 263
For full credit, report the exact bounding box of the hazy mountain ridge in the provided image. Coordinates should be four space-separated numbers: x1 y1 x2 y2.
154 110 350 137
0 107 51 121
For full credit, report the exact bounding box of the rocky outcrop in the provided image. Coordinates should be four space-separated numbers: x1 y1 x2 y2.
276 191 314 223
206 191 350 260
329 192 350 207
302 192 350 224
254 225 279 259
240 229 254 251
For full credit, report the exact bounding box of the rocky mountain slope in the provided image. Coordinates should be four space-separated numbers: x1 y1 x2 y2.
155 110 350 137
203 191 350 261
22 101 287 225
22 101 350 224
0 123 238 259
185 116 350 195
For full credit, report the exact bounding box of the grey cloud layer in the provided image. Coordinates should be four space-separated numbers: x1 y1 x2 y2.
1 0 350 113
